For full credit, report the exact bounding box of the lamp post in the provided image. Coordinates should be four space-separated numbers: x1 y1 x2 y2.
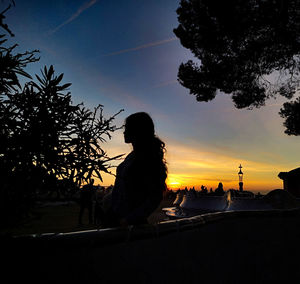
238 164 243 191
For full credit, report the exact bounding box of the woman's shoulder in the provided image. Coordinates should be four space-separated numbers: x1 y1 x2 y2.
117 152 134 170
125 151 135 159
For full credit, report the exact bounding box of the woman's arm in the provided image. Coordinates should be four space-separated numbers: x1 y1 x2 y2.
125 183 163 225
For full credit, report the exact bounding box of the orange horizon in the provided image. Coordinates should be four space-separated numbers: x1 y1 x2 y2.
98 172 283 194
91 131 294 194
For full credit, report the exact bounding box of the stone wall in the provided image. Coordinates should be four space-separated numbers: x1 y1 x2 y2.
2 208 300 283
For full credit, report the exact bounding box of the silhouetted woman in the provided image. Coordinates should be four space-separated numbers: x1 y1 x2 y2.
108 112 167 226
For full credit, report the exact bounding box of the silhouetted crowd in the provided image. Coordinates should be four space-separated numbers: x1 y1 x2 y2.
167 182 225 198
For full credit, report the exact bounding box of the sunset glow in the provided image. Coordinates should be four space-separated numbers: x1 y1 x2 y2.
7 0 299 194
101 134 286 193
166 176 182 189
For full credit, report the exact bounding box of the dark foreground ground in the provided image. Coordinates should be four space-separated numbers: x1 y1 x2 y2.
1 198 173 236
2 208 300 284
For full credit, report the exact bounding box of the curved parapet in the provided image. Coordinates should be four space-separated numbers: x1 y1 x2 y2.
4 207 300 284
173 191 185 206
226 197 273 211
166 189 300 218
180 192 228 212
226 189 300 211
163 206 190 219
262 189 300 209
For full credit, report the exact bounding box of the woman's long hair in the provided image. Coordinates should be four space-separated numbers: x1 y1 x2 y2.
124 112 167 187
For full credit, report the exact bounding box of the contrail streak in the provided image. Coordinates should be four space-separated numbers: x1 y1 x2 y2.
49 0 98 35
103 37 178 56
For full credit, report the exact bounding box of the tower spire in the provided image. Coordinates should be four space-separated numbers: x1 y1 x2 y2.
238 164 243 191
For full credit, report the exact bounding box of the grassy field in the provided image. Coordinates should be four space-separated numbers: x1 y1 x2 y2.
1 198 174 236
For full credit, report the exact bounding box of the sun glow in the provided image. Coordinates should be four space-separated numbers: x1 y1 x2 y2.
166 176 182 189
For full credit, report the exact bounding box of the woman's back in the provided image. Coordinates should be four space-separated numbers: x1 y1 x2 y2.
111 112 167 225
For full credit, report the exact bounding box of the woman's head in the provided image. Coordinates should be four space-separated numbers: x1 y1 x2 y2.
124 112 155 144
124 112 167 189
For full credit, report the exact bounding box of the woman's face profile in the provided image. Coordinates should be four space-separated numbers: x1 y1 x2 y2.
123 124 132 144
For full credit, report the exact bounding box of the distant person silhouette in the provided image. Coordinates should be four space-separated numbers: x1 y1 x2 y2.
201 185 208 194
78 179 95 225
215 182 224 195
94 187 105 226
104 112 167 227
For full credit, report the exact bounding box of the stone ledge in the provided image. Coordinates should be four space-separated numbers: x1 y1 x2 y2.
4 207 300 247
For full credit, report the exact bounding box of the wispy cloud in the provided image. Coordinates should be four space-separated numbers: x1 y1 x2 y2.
103 37 178 56
48 0 98 35
153 80 178 88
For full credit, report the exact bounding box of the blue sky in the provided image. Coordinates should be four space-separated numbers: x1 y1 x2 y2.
4 0 300 192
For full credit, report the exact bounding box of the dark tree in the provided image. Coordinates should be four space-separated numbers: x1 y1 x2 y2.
174 0 300 133
0 3 39 170
280 98 300 135
0 3 124 223
0 4 39 94
2 65 123 204
0 3 40 220
64 105 124 187
3 66 77 198
0 2 15 37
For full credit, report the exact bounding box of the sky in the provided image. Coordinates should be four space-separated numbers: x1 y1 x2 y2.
4 0 300 193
